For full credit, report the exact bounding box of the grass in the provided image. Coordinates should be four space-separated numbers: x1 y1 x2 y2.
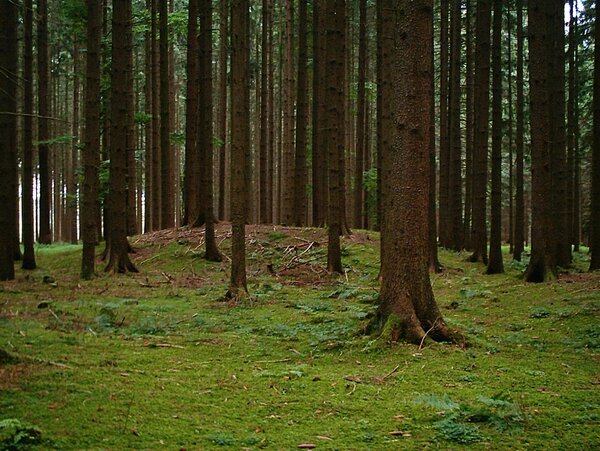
1 225 599 449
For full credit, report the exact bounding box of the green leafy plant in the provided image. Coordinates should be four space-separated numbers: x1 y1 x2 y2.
0 419 43 449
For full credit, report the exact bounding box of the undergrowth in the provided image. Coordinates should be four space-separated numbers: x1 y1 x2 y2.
0 227 598 449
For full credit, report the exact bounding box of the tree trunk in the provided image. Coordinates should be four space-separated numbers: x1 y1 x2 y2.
463 0 474 250
38 0 52 244
438 0 450 248
160 0 173 229
325 0 345 274
259 0 270 224
144 0 153 233
525 0 556 282
549 0 570 267
429 28 441 273
469 0 491 265
105 0 137 274
590 0 600 271
487 0 504 274
70 38 80 244
22 0 36 270
378 0 449 344
227 0 250 300
513 0 525 261
81 0 102 279
217 0 229 221
183 0 199 226
354 0 367 230
0 0 18 280
151 0 161 230
293 0 309 227
448 0 463 251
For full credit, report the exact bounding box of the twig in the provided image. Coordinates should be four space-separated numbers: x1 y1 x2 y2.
418 318 441 350
254 358 292 364
382 364 401 381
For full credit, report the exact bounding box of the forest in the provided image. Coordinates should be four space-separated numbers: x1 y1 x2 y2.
0 0 599 448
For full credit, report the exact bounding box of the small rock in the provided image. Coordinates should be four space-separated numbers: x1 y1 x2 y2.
42 275 55 284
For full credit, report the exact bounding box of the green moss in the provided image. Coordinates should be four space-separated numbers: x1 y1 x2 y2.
1 230 599 449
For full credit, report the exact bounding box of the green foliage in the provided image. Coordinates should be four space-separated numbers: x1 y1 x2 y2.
35 134 74 147
0 419 42 449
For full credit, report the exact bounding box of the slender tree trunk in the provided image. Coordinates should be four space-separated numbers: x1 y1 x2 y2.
507 2 514 251
311 0 322 226
525 0 556 282
469 0 491 265
549 0 570 267
227 0 250 299
439 0 450 248
126 5 137 237
487 0 504 274
513 0 525 261
378 0 449 344
196 0 221 261
573 12 582 252
144 0 153 233
325 0 345 274
105 0 137 273
81 0 102 279
159 0 173 229
70 38 80 244
463 0 474 250
22 0 36 270
183 0 199 226
0 0 18 280
590 0 600 270
38 0 51 244
218 0 229 221
151 0 161 229
567 0 576 253
448 0 463 251
293 0 309 226
429 28 441 273
354 0 367 229
259 0 270 224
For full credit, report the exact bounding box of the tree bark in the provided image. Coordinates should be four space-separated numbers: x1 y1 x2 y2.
448 0 463 251
105 0 138 274
217 0 229 221
513 0 525 261
160 0 173 229
227 0 250 299
293 0 309 227
325 0 345 274
81 0 102 279
438 0 450 248
38 0 52 244
487 0 504 274
151 0 161 230
0 0 18 280
354 0 367 230
378 0 449 344
591 0 600 270
469 0 491 265
22 0 36 270
525 0 556 282
463 0 474 250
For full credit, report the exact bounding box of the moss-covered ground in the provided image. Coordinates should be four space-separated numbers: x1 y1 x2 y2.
1 225 599 449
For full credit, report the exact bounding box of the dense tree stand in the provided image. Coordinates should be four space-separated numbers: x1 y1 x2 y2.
376 0 450 344
591 0 600 271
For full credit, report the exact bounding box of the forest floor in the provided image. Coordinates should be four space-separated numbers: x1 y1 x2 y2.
1 224 599 450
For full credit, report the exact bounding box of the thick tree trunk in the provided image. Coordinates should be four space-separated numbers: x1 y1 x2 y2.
487 0 504 274
325 0 345 274
105 0 138 274
469 0 491 265
227 0 250 300
22 0 36 270
378 0 449 344
81 0 102 279
0 0 18 280
525 0 556 282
